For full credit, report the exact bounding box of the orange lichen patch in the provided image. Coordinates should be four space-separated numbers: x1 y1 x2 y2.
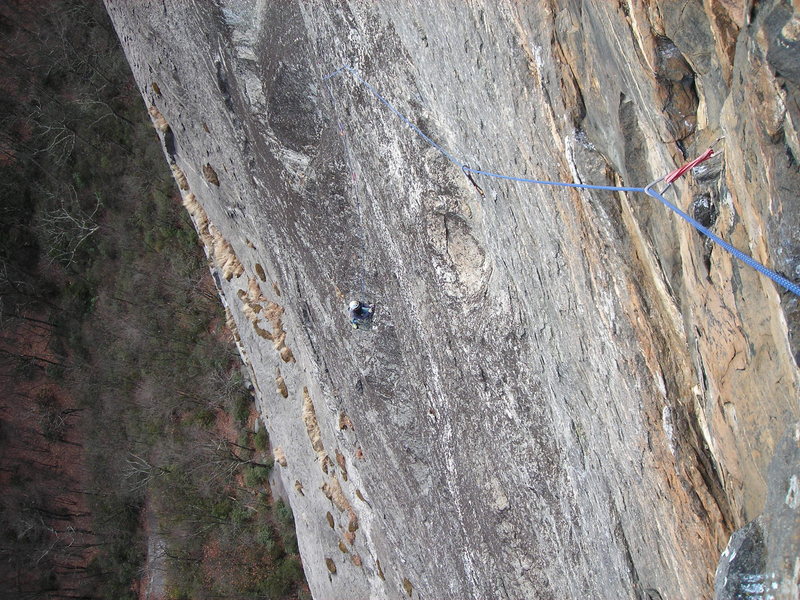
247 277 266 304
148 105 169 132
335 449 348 481
321 476 351 513
230 277 296 366
338 540 349 553
320 454 333 475
224 307 241 344
182 193 213 247
279 346 295 363
326 511 335 529
182 192 200 216
182 194 244 285
294 480 304 496
347 510 359 533
344 531 356 546
273 447 287 467
302 388 325 457
209 225 244 280
351 554 362 567
338 413 353 430
355 447 364 460
171 163 190 190
253 322 274 340
275 370 288 398
263 301 284 325
258 301 294 362
241 303 261 324
272 282 281 296
151 82 162 97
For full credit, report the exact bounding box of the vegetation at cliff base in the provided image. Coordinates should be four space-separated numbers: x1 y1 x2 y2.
0 1 306 598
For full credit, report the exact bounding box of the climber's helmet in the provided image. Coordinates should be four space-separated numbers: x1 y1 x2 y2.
349 300 359 311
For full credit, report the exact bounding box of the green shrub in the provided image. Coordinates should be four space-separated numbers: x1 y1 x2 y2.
230 503 250 527
276 556 304 583
274 500 299 554
256 525 275 547
243 465 272 488
257 557 304 599
191 407 216 428
233 393 250 426
253 427 269 452
211 499 234 521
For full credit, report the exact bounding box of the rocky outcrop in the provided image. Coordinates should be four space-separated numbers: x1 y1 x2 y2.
106 1 799 598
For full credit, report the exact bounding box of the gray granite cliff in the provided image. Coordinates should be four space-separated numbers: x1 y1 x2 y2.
106 1 800 598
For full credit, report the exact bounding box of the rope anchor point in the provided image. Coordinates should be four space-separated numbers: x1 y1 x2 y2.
461 164 485 198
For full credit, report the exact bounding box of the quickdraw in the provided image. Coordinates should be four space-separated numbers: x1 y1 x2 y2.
659 137 724 191
462 164 485 198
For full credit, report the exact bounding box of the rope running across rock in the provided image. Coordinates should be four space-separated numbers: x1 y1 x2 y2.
322 65 800 298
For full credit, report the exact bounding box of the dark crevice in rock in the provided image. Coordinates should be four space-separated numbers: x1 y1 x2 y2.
163 126 176 163
215 60 234 111
685 403 736 530
619 93 649 184
609 498 642 593
691 193 719 274
653 36 698 149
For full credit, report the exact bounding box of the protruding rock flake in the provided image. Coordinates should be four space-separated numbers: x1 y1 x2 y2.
273 447 287 468
402 577 413 597
106 0 800 598
203 163 220 186
338 412 353 430
170 163 189 191
147 105 169 132
275 369 289 398
321 476 351 514
325 558 337 574
302 387 325 456
255 263 267 281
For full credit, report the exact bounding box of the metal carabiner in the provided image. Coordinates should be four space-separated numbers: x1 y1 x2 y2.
461 164 485 199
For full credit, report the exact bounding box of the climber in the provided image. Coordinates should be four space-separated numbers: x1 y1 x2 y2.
348 300 374 329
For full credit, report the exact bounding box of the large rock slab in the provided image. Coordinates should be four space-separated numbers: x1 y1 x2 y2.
105 1 799 598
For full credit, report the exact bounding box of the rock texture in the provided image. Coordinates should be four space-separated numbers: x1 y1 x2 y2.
105 1 799 598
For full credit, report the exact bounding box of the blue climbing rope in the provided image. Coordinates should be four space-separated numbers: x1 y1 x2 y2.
644 183 800 297
322 65 800 299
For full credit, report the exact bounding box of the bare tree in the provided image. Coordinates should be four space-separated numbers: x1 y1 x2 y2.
34 186 101 268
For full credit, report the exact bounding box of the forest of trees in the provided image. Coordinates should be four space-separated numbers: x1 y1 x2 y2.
0 1 307 598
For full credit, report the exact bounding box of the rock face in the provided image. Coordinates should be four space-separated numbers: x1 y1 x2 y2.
105 1 799 598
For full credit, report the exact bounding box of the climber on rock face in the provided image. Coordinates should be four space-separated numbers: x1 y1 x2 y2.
348 300 374 329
